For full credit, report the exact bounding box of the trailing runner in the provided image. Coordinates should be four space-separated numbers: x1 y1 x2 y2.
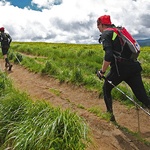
0 27 12 71
96 15 150 122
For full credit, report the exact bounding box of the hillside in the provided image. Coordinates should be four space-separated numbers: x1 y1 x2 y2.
137 38 150 46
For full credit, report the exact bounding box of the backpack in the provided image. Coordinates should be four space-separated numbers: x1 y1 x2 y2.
107 27 140 59
0 33 10 46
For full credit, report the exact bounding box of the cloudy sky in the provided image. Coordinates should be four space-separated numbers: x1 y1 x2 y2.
0 0 149 44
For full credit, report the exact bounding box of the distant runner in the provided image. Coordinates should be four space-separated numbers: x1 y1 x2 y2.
0 27 12 71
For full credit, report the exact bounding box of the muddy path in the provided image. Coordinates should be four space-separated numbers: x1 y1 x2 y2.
1 60 150 150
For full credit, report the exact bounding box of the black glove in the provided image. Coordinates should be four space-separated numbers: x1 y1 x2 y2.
97 70 105 80
97 70 102 80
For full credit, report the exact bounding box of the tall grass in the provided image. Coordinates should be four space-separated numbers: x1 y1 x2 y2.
9 42 150 105
10 42 103 88
0 71 89 150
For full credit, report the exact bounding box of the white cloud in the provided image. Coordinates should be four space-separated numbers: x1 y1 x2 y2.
31 0 55 9
0 0 150 43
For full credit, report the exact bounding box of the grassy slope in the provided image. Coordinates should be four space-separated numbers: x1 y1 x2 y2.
9 42 150 104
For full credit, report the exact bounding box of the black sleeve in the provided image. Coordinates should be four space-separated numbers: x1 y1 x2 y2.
6 33 12 44
101 30 114 62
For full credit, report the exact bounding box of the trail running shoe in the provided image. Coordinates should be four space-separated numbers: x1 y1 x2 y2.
8 64 13 71
5 63 9 68
110 114 116 122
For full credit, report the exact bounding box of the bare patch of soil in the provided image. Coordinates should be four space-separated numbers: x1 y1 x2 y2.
1 60 150 150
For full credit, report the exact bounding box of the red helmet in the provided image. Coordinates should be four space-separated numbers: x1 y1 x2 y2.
97 15 112 25
0 27 5 31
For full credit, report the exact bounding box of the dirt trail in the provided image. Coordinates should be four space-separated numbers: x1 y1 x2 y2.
1 60 150 150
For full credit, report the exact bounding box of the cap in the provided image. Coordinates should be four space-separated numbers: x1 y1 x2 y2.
97 15 112 25
0 27 4 31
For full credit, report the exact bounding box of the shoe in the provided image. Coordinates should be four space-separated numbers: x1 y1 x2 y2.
110 114 116 122
5 63 9 68
147 105 150 109
146 105 150 113
8 65 13 71
144 104 150 110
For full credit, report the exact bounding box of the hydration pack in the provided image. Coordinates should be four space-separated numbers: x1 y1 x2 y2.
107 27 140 59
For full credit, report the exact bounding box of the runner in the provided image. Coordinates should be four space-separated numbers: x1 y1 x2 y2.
0 27 12 71
97 15 150 121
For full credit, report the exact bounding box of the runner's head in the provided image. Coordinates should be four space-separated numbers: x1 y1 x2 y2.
97 15 112 32
0 27 5 32
97 15 112 26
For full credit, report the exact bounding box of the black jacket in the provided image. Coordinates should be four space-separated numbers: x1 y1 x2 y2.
0 32 12 47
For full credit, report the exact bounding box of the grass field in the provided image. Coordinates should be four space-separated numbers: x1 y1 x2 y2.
0 42 150 149
9 42 150 102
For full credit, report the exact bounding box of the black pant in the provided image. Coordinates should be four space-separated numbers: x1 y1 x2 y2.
103 61 150 113
2 46 9 55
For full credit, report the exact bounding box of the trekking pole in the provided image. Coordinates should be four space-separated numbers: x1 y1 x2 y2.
9 47 21 65
13 52 21 65
100 76 150 117
123 82 141 133
97 72 150 116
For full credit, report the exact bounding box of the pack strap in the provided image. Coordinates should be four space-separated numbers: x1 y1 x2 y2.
116 57 137 63
106 27 124 50
113 54 120 76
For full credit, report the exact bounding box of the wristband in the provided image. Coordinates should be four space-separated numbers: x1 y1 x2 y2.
100 69 105 74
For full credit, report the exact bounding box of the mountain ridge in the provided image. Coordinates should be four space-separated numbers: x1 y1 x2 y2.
137 38 150 47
